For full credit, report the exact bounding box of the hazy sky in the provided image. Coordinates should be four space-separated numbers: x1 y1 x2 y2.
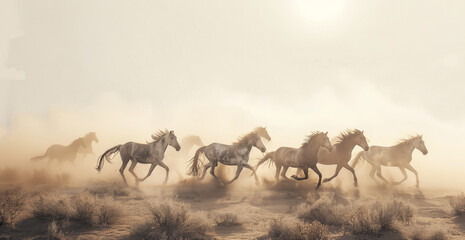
1 0 464 136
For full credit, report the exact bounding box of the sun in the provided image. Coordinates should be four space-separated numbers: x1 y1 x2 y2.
295 0 347 23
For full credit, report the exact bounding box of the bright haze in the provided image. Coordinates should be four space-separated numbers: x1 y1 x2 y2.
0 0 464 189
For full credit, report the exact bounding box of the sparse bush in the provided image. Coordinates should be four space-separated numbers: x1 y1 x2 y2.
47 220 65 240
32 192 122 227
0 188 28 227
215 213 241 227
129 197 212 240
87 183 130 197
32 193 75 221
268 218 328 240
298 201 348 226
409 226 448 240
346 200 414 236
449 193 465 215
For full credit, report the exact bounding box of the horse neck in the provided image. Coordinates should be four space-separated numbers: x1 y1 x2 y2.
234 141 253 154
155 139 169 153
69 140 82 150
302 141 321 158
396 141 416 155
338 137 357 153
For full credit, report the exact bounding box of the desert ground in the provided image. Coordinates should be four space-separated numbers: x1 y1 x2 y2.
1 161 464 240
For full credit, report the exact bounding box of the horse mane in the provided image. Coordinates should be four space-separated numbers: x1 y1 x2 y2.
302 131 325 147
253 127 265 133
396 134 422 146
234 131 259 146
335 129 362 143
149 129 169 143
71 137 84 145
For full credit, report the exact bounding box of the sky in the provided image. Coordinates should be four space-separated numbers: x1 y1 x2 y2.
0 0 464 188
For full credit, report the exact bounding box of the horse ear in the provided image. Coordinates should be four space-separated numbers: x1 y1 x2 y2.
325 131 328 135
362 130 364 134
170 130 174 135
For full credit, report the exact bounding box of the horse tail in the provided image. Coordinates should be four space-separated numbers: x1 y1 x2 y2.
253 151 275 173
350 151 366 169
30 153 47 162
96 145 122 172
186 146 206 176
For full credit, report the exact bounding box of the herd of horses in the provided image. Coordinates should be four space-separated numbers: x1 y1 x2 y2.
30 127 428 189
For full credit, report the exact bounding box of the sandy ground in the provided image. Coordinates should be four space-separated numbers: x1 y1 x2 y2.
1 169 464 240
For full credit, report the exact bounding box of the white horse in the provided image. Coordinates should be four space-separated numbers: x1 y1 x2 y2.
351 135 428 188
96 130 181 186
187 129 268 185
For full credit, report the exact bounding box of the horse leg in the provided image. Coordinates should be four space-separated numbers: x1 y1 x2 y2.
128 160 142 186
275 164 282 182
405 164 420 188
343 163 358 187
158 162 170 185
291 168 308 181
376 166 389 185
200 162 212 180
309 165 322 190
280 166 291 181
227 165 244 184
119 157 130 186
210 161 223 184
243 163 259 185
139 163 157 182
393 167 408 185
369 165 380 184
323 164 342 183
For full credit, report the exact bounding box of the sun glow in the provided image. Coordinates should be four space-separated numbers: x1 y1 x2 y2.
295 0 347 23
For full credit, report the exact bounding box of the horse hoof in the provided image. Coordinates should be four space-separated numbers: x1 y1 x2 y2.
315 185 320 190
323 178 330 183
291 175 297 180
354 182 358 187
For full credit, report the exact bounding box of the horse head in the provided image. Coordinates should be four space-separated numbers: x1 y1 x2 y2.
355 130 369 151
255 126 271 141
167 130 181 151
253 134 267 153
413 135 428 155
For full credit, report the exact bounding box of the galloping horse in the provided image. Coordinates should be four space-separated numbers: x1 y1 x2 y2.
351 135 428 188
178 135 204 156
187 128 270 185
316 129 369 187
254 131 333 190
78 132 99 158
96 130 181 186
31 137 86 163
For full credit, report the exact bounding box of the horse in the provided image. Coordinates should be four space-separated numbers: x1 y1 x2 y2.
350 135 428 188
254 131 333 190
31 137 86 163
78 132 99 158
178 135 204 155
315 129 369 187
96 130 181 186
186 128 269 185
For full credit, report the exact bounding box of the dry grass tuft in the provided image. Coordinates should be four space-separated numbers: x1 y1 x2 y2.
32 192 122 227
408 225 448 240
87 182 130 197
267 218 328 240
0 188 28 227
129 197 212 240
449 193 465 215
346 200 414 236
298 200 348 226
47 220 65 240
215 213 242 227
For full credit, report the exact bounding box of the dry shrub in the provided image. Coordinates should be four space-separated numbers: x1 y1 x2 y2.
409 226 448 240
0 188 28 227
346 200 414 236
32 193 75 221
298 201 348 226
73 193 123 226
87 182 130 197
449 193 465 215
47 220 65 240
32 192 122 227
268 218 328 240
215 213 241 227
129 197 212 240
